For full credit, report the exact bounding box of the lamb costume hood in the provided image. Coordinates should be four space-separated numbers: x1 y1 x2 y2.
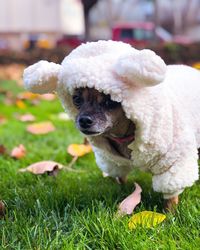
23 40 199 199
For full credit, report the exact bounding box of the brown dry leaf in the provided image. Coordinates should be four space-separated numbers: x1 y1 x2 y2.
27 121 55 135
0 201 6 218
11 144 26 159
16 113 36 122
0 115 7 125
16 100 26 109
0 145 6 155
19 161 63 176
117 183 142 216
40 93 56 101
0 88 7 95
30 99 41 106
0 64 24 83
67 143 92 157
4 94 16 106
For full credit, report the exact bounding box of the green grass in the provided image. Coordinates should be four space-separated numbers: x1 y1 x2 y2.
0 80 200 250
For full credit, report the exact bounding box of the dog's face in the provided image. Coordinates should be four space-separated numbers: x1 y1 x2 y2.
72 87 128 136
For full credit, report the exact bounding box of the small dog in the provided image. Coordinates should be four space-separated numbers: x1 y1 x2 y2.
24 40 200 212
72 87 176 210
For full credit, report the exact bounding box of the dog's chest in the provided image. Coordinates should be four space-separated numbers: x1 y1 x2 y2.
108 139 132 159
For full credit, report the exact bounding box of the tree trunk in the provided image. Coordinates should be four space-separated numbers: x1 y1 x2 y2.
82 0 98 40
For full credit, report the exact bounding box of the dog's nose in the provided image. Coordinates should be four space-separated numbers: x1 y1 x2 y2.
79 116 93 129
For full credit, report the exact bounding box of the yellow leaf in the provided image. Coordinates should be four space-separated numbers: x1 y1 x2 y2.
16 100 26 109
192 62 200 70
128 211 166 229
18 92 39 100
67 144 92 157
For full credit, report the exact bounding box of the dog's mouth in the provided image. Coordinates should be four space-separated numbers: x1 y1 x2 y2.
107 121 136 145
80 129 102 136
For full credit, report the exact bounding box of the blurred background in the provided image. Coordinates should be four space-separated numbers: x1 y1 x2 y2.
0 0 200 65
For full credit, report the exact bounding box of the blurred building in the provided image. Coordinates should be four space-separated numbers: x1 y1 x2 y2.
0 0 85 50
0 0 200 50
88 0 200 41
89 0 154 40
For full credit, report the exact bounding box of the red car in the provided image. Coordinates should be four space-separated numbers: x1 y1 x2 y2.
56 35 84 48
112 22 190 47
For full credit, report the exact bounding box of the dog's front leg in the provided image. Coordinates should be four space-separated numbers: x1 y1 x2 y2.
93 145 132 182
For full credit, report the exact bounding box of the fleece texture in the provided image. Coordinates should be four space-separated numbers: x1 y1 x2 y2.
23 40 199 199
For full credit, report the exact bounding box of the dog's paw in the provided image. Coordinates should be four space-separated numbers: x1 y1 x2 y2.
115 176 127 184
102 172 127 184
163 196 179 213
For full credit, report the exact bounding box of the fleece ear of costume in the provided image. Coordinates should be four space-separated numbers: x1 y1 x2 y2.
114 49 167 87
23 60 61 94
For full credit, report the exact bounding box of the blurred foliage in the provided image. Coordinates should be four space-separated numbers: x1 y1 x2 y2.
0 46 72 65
151 42 200 65
0 43 200 66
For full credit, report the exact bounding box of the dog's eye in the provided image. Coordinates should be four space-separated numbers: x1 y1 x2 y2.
73 95 83 108
102 99 120 109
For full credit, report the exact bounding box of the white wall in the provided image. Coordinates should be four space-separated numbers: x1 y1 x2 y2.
0 0 84 35
0 0 60 32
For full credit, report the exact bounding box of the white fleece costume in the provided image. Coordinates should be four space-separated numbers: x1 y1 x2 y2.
23 40 199 199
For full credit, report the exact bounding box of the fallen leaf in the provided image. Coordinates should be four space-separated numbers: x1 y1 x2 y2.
128 211 166 230
16 113 36 122
0 145 6 155
17 91 39 100
4 96 15 106
0 115 7 125
17 92 41 105
67 143 92 157
27 121 55 135
0 201 6 218
11 144 26 159
117 183 142 216
0 64 24 83
30 99 41 106
57 112 70 121
19 161 63 175
16 100 26 109
40 93 56 101
0 88 7 95
192 62 200 70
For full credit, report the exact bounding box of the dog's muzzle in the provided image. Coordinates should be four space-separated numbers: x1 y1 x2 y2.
77 115 100 135
78 115 93 129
